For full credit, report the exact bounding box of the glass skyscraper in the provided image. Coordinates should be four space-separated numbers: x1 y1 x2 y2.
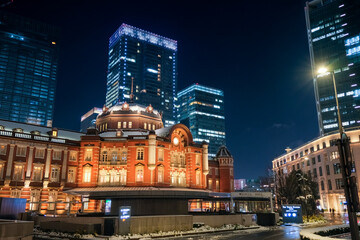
305 0 360 135
0 11 59 126
106 23 177 127
80 107 102 133
177 84 226 157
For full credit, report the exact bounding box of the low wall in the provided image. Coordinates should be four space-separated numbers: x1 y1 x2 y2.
0 219 34 240
129 215 193 234
193 214 255 227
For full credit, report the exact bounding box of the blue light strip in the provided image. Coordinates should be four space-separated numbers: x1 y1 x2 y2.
178 84 224 98
109 23 177 51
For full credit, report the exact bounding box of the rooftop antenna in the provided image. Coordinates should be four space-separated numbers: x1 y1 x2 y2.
130 77 134 103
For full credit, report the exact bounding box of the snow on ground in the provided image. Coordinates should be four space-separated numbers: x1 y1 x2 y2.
299 224 349 240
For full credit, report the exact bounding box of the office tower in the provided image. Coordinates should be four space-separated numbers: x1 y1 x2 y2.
80 107 102 132
177 84 226 157
305 0 360 135
0 11 59 126
106 23 177 127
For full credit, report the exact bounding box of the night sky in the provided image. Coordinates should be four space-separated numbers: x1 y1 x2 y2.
3 0 319 179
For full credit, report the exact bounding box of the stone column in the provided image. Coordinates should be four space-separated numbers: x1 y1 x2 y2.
202 142 209 175
25 147 35 179
148 133 156 184
5 144 16 180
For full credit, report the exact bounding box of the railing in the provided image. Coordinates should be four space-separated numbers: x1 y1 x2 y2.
0 129 75 145
99 160 127 165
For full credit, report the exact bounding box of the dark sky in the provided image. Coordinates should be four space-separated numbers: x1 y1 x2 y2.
4 0 319 179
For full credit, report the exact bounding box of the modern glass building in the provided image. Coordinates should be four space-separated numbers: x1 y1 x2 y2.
305 0 360 135
106 23 177 127
0 11 59 126
80 107 102 133
177 84 226 157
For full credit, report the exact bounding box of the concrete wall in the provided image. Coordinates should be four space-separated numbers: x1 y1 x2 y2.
193 214 255 227
0 220 34 240
129 215 193 234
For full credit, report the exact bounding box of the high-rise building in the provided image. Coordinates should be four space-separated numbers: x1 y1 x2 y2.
305 0 360 135
0 11 59 126
106 23 177 127
177 84 226 157
80 107 102 132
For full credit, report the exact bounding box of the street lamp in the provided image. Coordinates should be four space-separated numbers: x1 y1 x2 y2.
317 67 360 240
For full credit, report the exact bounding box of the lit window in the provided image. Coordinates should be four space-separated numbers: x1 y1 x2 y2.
208 179 213 189
137 148 144 160
13 165 24 181
196 155 201 166
101 151 108 162
152 124 155 130
120 168 127 185
50 167 60 182
85 149 92 161
129 122 132 128
69 151 77 161
67 168 76 183
0 163 4 180
32 166 43 181
29 190 40 211
118 122 122 128
83 167 92 183
136 165 144 182
157 167 164 183
196 170 201 185
158 149 164 161
0 145 6 155
144 123 147 129
123 122 127 128
48 191 57 210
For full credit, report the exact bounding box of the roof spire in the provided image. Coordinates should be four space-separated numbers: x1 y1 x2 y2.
130 77 134 103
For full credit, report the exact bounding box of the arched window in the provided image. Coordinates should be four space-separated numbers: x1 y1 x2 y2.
110 168 117 183
171 171 178 186
111 151 118 161
179 172 186 187
83 166 92 183
101 151 108 162
99 168 107 183
180 155 185 166
157 166 164 183
121 150 127 163
136 165 144 182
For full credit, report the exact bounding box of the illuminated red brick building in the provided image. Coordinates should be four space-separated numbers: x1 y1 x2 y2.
0 101 234 215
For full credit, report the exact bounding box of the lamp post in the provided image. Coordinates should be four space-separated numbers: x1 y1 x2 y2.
318 67 360 239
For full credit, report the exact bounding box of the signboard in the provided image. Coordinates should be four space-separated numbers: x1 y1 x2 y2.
282 204 303 223
105 199 111 215
118 206 131 235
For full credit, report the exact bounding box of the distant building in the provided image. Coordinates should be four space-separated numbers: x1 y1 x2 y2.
0 11 59 126
234 179 246 191
177 84 226 157
305 0 360 135
80 107 102 133
273 128 360 212
105 23 177 127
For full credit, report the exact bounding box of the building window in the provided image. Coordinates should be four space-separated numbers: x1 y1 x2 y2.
50 167 60 182
179 172 186 186
196 170 201 185
53 150 62 160
216 179 220 191
333 163 341 174
208 179 213 189
120 168 127 185
306 160 310 166
215 168 219 176
69 151 77 161
321 181 324 191
136 148 144 160
171 171 178 186
67 168 76 183
158 149 164 161
117 122 121 128
35 149 45 158
16 146 26 157
85 149 92 161
136 165 144 182
196 155 201 166
32 166 43 181
326 165 330 175
48 191 58 210
335 178 343 189
297 163 300 169
121 150 127 163
319 166 323 176
13 165 24 181
123 122 127 128
0 163 4 180
152 124 155 130
311 157 316 165
101 151 108 162
330 151 339 160
129 122 132 128
0 145 6 155
111 151 118 161
157 167 164 183
328 180 332 190
317 155 321 162
83 167 91 183
179 155 185 166
10 189 21 198
313 168 317 178
144 123 147 129
29 190 40 211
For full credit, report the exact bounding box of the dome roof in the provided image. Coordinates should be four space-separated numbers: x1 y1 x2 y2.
98 102 161 119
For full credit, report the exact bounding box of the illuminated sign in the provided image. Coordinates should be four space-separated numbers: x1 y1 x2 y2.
282 204 303 223
105 199 111 215
119 206 131 221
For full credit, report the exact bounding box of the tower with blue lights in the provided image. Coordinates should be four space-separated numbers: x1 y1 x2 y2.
177 84 226 158
106 24 177 127
305 0 360 135
0 10 59 126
